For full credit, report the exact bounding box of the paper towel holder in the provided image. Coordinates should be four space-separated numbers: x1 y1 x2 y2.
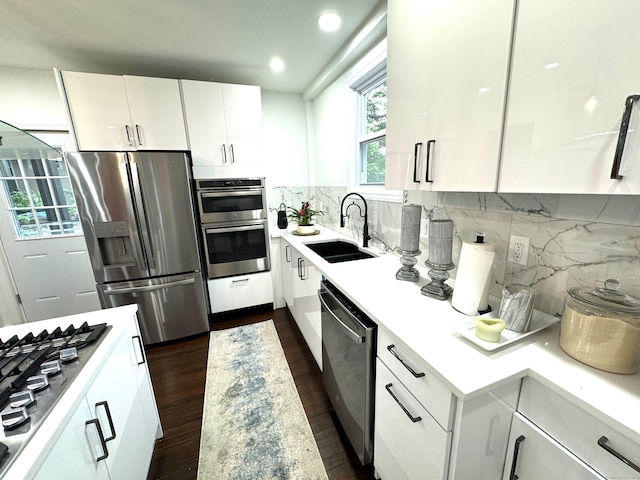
421 218 455 300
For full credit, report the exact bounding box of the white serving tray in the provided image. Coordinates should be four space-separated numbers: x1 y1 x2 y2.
456 309 560 351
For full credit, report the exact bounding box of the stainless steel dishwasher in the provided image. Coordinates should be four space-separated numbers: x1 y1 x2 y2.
319 279 377 465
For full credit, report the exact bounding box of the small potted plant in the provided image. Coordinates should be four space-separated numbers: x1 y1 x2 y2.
289 201 323 235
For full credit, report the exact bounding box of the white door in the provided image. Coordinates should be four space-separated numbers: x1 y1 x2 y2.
0 130 100 324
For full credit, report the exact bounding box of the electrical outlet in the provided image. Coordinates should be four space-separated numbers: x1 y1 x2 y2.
508 235 530 266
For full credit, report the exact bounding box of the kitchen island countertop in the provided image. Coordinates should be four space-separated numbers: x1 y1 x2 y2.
279 226 640 447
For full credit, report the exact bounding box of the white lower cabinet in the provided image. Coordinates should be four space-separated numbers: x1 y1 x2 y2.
515 378 640 480
374 360 452 480
290 247 323 369
33 318 160 479
280 240 294 308
33 396 110 480
208 271 274 314
280 238 322 369
503 414 604 480
447 381 520 480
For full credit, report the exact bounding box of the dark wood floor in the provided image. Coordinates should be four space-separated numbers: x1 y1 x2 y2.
145 306 374 480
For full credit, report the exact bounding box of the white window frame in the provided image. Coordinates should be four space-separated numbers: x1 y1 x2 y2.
0 131 82 239
348 46 401 203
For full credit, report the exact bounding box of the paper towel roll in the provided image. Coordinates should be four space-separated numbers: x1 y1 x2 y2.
451 240 495 316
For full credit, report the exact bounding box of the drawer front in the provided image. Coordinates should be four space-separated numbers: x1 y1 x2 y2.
503 413 604 480
374 360 451 480
519 378 640 479
208 271 273 313
377 327 455 430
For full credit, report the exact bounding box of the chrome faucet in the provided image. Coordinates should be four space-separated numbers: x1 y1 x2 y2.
340 192 370 248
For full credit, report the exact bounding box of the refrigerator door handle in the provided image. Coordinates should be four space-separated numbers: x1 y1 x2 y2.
128 158 156 270
103 277 195 295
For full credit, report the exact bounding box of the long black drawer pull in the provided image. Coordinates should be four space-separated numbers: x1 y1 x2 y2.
413 142 422 183
96 401 116 442
611 95 640 180
509 434 525 480
133 335 146 365
385 383 422 423
598 436 640 472
387 344 425 378
86 418 109 462
425 139 435 183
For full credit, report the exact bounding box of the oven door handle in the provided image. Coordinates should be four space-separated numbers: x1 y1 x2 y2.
199 190 263 198
204 224 265 234
318 290 365 344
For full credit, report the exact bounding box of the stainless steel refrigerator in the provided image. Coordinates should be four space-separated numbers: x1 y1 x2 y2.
66 151 209 344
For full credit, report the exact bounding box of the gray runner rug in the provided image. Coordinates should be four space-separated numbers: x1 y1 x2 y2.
197 320 328 480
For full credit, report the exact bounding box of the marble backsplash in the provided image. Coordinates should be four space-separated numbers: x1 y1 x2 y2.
269 187 640 318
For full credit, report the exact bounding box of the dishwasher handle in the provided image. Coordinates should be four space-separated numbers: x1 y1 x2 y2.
318 289 365 344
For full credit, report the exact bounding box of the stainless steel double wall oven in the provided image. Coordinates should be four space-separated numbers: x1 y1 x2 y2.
196 178 270 279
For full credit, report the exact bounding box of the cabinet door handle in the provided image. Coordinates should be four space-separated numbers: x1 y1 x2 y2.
285 245 291 263
425 139 435 183
95 401 116 442
300 259 307 280
232 278 250 284
85 418 109 462
485 415 500 456
229 144 235 164
387 344 425 378
598 436 640 472
611 95 640 180
413 142 422 183
222 144 228 164
385 383 422 423
133 335 146 365
135 124 144 146
125 125 134 147
297 258 302 279
509 434 525 480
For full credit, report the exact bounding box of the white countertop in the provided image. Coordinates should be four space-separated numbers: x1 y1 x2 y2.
278 226 640 446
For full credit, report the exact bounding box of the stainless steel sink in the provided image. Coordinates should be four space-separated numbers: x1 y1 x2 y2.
305 240 376 263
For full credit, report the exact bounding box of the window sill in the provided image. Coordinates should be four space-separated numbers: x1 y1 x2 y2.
354 186 403 203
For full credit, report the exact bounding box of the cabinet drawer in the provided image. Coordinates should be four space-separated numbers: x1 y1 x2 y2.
377 328 455 430
519 378 640 479
208 271 273 313
503 413 604 480
374 360 451 480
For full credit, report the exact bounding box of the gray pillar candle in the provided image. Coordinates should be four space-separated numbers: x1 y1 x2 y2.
428 219 453 266
399 204 422 252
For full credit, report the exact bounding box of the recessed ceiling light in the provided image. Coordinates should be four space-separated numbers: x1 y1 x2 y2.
318 12 342 32
270 57 285 73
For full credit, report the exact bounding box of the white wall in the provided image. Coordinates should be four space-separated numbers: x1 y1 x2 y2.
0 67 67 129
261 90 309 187
308 39 387 188
310 73 355 187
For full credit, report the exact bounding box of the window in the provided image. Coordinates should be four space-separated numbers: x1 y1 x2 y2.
355 71 387 187
0 151 81 238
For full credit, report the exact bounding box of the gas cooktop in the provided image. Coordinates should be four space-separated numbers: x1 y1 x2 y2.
0 321 110 477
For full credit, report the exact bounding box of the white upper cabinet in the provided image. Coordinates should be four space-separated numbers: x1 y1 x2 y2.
60 71 188 151
386 0 514 192
499 0 640 194
181 80 264 179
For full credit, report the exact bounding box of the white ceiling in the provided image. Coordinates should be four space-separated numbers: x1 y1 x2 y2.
1 0 385 94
